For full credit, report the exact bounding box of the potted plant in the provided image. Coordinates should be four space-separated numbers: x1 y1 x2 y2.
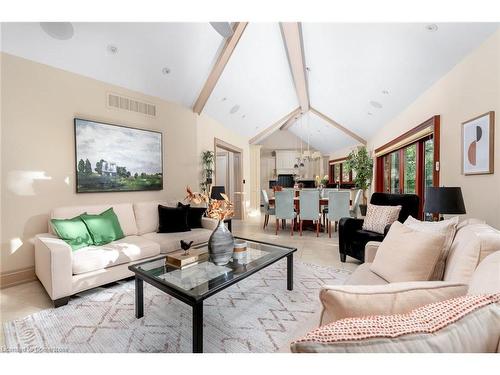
185 186 234 265
200 150 214 194
345 146 373 216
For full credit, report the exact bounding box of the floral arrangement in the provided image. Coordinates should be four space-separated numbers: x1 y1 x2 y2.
315 175 329 187
185 186 234 221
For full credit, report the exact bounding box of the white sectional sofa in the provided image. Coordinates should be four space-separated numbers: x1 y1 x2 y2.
34 201 218 307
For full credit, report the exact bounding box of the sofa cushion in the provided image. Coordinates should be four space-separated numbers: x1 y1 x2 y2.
177 202 207 229
51 203 137 237
362 204 401 234
291 294 500 353
403 215 459 281
142 228 212 254
133 200 169 235
444 223 500 283
72 235 160 275
50 215 93 250
80 208 125 246
468 251 500 295
370 222 445 282
319 281 468 325
345 263 389 285
158 205 190 233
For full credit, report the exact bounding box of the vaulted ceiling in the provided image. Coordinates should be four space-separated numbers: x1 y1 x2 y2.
2 22 498 154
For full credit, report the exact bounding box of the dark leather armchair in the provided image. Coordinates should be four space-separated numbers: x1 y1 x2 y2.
338 193 420 263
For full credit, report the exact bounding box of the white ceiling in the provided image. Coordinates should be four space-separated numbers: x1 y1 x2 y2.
204 23 298 137
1 22 498 154
0 22 223 108
288 112 359 154
302 23 499 141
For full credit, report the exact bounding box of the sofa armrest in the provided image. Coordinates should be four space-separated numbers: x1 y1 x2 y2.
201 217 218 231
338 217 364 253
364 241 382 263
319 281 468 326
34 234 73 300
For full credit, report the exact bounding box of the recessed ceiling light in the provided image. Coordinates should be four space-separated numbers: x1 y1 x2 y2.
370 101 383 109
229 105 240 114
425 24 438 32
161 67 171 75
40 22 74 40
382 89 389 95
107 44 118 54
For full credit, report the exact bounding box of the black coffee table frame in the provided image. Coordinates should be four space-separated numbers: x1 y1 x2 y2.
129 237 296 353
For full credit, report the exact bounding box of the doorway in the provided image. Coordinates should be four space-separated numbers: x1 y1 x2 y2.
214 138 244 219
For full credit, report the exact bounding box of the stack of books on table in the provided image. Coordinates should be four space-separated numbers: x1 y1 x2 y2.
165 247 209 269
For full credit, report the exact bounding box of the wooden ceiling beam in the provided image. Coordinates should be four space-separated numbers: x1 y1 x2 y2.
193 22 248 115
280 22 309 113
249 107 301 144
310 107 367 145
279 112 302 131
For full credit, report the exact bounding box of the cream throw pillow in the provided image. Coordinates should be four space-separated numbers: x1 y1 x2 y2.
404 215 459 281
319 281 468 325
362 204 402 234
370 221 446 282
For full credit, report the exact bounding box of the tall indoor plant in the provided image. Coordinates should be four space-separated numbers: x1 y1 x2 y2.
200 150 214 194
345 146 373 216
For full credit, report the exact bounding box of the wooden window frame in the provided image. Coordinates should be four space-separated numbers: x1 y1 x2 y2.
375 115 440 217
328 157 354 186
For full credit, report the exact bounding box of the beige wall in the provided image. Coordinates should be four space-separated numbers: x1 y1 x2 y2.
0 53 237 275
196 112 251 215
369 30 500 228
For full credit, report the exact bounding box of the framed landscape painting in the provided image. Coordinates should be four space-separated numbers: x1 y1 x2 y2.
461 111 495 176
75 118 163 192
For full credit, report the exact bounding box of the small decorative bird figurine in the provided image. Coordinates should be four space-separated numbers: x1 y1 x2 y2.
180 240 194 255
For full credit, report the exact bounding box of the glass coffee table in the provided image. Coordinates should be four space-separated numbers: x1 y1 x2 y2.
128 237 296 353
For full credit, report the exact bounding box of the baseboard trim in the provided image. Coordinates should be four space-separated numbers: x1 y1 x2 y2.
0 266 36 289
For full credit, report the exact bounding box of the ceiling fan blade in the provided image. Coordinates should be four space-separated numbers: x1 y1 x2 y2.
210 22 234 38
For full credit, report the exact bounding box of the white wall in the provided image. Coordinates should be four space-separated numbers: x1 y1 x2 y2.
368 29 500 228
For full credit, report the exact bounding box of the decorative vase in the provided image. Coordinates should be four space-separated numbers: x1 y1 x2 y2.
208 220 234 265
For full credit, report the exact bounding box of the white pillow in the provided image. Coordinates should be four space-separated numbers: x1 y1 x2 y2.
404 215 459 280
370 222 446 282
362 203 402 234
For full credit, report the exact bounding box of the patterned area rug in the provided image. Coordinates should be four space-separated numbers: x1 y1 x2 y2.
3 261 350 353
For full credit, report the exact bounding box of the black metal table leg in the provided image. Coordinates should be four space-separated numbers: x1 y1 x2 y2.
192 302 203 353
287 253 293 291
135 277 144 318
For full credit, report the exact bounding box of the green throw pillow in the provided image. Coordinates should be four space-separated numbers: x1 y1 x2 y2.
50 215 93 251
80 208 125 246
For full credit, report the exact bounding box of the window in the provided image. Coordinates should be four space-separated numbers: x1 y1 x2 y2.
328 159 354 186
376 116 440 219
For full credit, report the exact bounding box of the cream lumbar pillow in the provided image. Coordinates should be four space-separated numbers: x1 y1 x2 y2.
370 221 446 282
362 203 402 234
404 215 459 281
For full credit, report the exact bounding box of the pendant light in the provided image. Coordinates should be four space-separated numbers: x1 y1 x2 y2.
293 120 299 169
299 114 305 168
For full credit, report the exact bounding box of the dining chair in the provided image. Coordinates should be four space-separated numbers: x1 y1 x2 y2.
326 191 351 238
261 189 275 229
298 189 321 236
350 189 363 218
321 188 335 226
274 190 296 236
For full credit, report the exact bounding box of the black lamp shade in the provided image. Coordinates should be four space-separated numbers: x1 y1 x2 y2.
424 187 466 214
210 186 226 200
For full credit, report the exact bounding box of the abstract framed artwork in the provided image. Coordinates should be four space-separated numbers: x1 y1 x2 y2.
75 118 163 192
462 111 495 176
